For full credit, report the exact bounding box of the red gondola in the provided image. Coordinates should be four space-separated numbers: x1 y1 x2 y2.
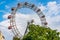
8 26 12 29
8 15 11 19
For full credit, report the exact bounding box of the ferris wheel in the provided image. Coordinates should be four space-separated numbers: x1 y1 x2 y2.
7 2 48 39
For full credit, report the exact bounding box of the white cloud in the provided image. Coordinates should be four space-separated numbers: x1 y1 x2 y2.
0 25 13 40
39 1 60 31
3 13 10 19
46 1 60 15
38 4 46 11
0 1 60 40
0 10 6 13
0 12 41 38
5 5 10 9
0 1 5 5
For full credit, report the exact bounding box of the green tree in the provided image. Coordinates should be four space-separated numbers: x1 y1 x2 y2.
13 36 20 40
23 24 60 40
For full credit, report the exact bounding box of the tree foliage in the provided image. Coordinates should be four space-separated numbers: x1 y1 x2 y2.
13 36 20 40
23 24 60 40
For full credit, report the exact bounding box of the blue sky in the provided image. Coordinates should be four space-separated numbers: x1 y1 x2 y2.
0 0 60 22
0 0 60 40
